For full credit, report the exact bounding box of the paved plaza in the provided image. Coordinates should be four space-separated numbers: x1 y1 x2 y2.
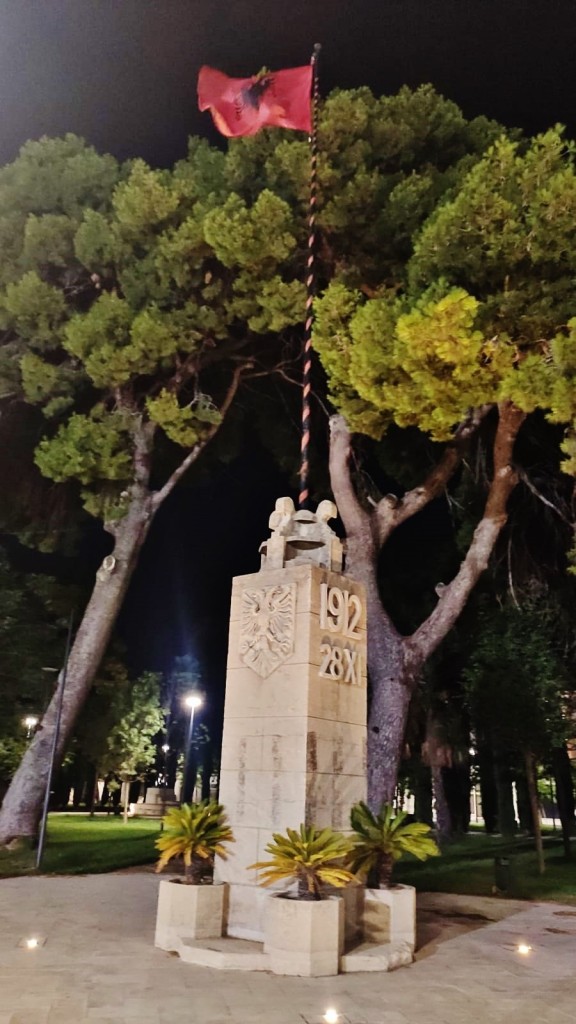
0 872 574 1024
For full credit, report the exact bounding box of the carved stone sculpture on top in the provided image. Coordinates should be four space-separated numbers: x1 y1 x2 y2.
259 496 344 573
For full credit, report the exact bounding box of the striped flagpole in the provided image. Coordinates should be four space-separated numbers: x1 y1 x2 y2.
298 43 321 510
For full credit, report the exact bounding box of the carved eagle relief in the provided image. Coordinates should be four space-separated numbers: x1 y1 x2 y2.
239 584 296 678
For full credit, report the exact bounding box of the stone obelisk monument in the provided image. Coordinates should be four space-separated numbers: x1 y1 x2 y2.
215 498 367 942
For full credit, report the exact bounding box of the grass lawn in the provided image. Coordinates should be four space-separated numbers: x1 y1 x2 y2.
1 817 574 906
0 814 160 878
395 830 576 905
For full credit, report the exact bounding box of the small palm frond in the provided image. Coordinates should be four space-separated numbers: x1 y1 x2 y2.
250 823 355 897
155 801 235 879
348 802 440 884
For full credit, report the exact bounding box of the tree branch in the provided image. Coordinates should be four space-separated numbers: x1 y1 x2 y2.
150 364 248 510
406 401 526 667
328 415 371 538
375 405 492 545
516 466 574 527
329 417 403 655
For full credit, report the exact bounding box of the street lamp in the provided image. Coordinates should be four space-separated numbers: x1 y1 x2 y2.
36 614 74 871
159 743 170 788
182 694 202 804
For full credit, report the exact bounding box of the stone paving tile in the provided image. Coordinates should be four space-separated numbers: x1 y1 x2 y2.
1 874 575 1024
8 1015 49 1024
85 1018 154 1024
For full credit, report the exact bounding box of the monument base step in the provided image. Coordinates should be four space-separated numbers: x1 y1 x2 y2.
133 802 178 817
179 935 268 971
162 933 413 974
340 939 414 972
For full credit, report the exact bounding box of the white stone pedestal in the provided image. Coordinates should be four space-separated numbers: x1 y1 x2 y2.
154 880 227 950
363 885 416 949
264 894 344 977
215 563 367 941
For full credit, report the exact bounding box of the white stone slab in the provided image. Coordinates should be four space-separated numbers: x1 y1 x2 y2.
264 894 344 977
363 885 416 950
154 880 226 950
217 562 367 946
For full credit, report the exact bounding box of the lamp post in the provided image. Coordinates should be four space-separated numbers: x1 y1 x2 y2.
36 612 74 871
182 695 202 804
160 743 170 787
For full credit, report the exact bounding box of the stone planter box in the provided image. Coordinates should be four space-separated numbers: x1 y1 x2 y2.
263 893 344 977
363 884 416 950
154 879 228 951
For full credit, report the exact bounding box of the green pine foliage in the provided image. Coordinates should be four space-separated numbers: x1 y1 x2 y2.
462 595 573 759
0 552 74 785
94 668 164 780
0 87 507 537
155 801 234 884
313 128 576 467
0 134 306 526
348 802 440 887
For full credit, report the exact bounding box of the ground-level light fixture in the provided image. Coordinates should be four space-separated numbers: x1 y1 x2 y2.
23 716 39 738
323 1009 339 1024
18 935 46 949
161 744 170 753
517 942 533 955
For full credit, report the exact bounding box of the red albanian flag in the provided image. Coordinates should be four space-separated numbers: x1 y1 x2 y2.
198 65 312 138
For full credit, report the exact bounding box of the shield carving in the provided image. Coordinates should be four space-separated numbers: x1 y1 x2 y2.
239 583 296 678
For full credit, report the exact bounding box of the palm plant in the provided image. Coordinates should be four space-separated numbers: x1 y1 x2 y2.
250 824 355 900
155 801 234 884
348 802 440 888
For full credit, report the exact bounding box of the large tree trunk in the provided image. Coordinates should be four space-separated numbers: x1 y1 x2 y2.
443 762 471 834
0 369 245 846
0 496 153 843
328 404 525 814
355 539 411 808
413 760 433 826
525 751 545 875
477 744 498 832
431 764 452 842
424 713 455 841
494 753 517 837
328 416 411 808
552 745 575 860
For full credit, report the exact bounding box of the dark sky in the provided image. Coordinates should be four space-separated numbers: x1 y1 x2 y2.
3 0 575 699
1 0 575 170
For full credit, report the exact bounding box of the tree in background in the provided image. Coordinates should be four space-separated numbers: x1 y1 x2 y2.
0 87 504 842
161 655 213 797
0 552 74 796
314 128 576 807
0 131 305 841
463 592 574 867
68 661 163 809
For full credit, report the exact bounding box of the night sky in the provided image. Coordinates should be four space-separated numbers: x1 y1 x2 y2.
2 0 575 708
1 0 575 170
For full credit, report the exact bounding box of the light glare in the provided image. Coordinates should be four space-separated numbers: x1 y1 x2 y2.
323 1009 339 1024
517 943 532 955
26 937 39 949
184 695 202 710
